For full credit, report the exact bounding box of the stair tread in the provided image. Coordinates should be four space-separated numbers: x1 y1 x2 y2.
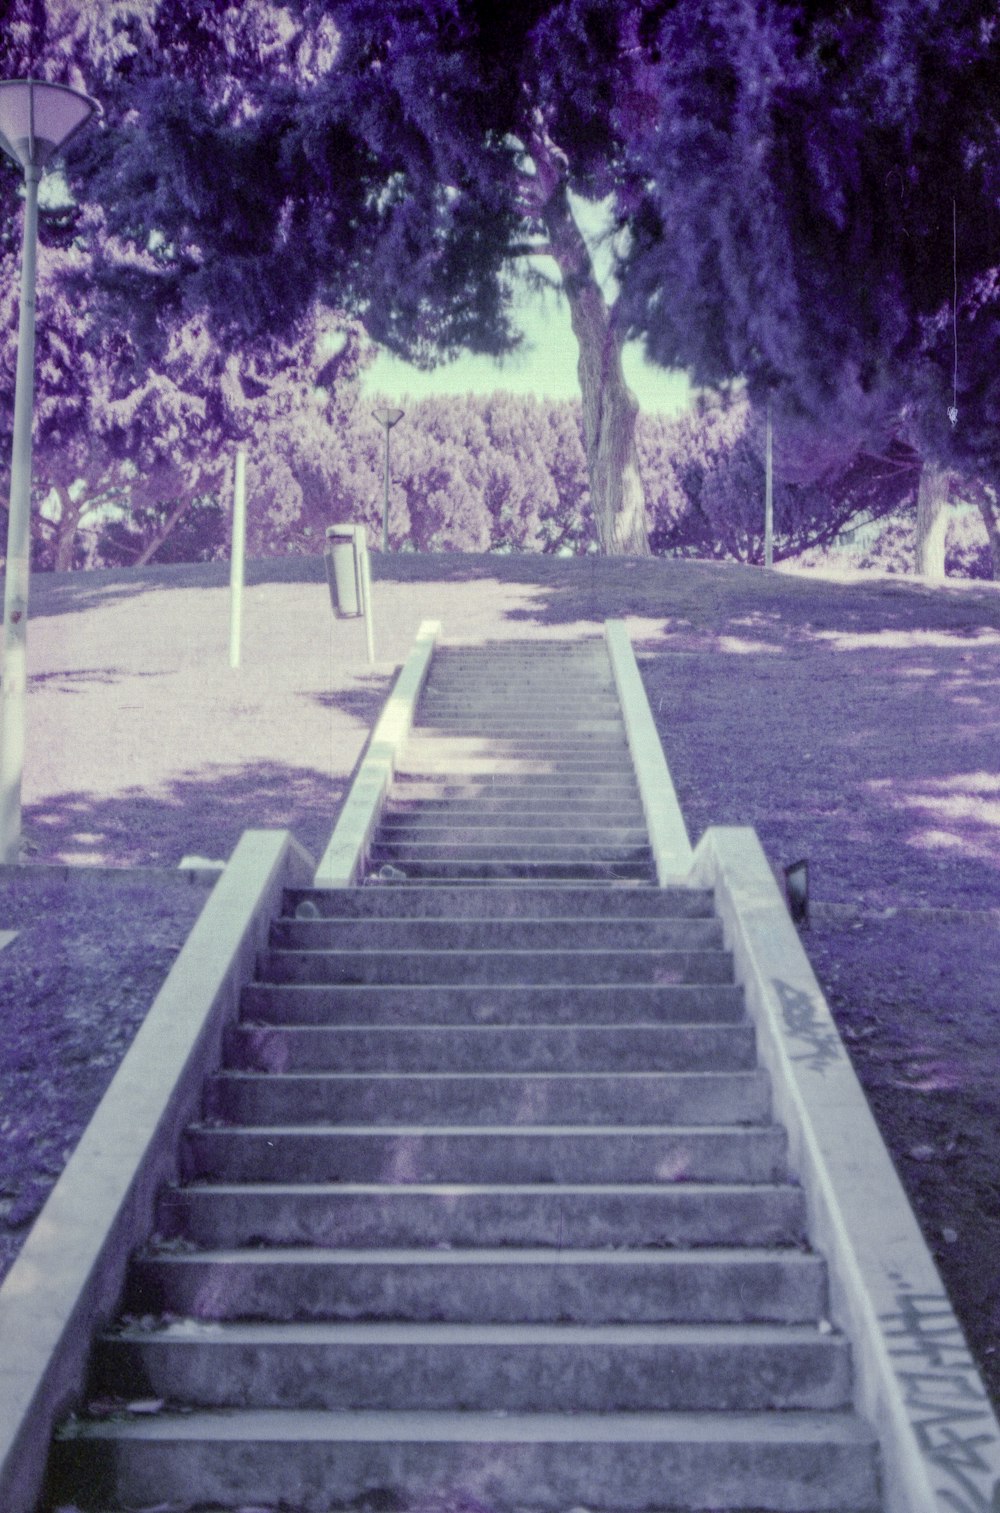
108 1320 839 1345
171 1180 799 1195
59 1406 878 1444
140 1245 820 1265
190 1122 776 1136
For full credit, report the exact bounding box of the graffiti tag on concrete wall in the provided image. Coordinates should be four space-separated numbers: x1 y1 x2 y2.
772 977 843 1075
882 1274 1000 1512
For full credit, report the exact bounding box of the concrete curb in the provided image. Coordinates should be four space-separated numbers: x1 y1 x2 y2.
0 828 315 1513
0 861 221 887
314 619 440 887
604 620 693 883
689 825 1000 1513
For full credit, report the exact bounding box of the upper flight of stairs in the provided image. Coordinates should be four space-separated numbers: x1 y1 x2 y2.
370 639 656 883
42 639 880 1512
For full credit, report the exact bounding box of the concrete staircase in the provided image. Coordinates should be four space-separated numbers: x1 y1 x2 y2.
371 638 655 883
44 639 880 1511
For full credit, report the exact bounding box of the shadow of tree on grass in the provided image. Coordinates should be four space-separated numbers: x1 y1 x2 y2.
24 760 343 867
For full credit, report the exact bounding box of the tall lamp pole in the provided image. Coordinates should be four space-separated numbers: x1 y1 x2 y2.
372 407 404 552
0 80 99 862
764 392 774 569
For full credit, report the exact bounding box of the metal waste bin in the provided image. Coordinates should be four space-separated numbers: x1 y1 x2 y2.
325 524 363 617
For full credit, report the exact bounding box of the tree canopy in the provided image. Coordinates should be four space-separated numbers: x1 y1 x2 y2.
615 0 1000 484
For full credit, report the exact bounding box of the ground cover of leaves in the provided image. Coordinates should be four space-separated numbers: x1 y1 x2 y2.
3 549 1000 1410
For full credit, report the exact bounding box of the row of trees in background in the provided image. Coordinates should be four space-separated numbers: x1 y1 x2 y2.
5 358 959 573
2 0 1000 579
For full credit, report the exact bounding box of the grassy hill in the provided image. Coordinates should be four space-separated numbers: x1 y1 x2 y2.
3 550 1000 1402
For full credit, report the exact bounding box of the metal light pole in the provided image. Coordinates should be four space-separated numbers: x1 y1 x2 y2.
372 407 404 552
0 80 99 862
764 392 774 569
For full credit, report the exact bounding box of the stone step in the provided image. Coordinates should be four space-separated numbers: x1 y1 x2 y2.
416 704 624 720
395 756 638 776
281 886 712 919
158 1181 808 1249
225 1021 754 1072
361 864 656 881
183 1123 785 1185
382 799 646 823
409 727 629 743
374 825 649 849
91 1320 853 1414
259 946 730 987
126 1245 830 1325
369 840 651 864
241 981 747 1026
364 860 656 882
204 1070 771 1126
269 916 724 952
47 1408 879 1512
386 777 643 803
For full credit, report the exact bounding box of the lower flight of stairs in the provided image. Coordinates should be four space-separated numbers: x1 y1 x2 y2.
42 640 880 1512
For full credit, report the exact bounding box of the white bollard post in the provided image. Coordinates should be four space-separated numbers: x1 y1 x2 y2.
358 525 375 664
229 447 247 669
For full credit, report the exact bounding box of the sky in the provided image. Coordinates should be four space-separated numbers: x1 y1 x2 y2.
362 193 693 416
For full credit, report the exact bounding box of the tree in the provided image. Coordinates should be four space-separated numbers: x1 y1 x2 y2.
613 0 1000 578
0 143 372 570
8 0 652 554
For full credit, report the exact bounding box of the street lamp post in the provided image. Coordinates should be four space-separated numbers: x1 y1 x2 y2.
0 80 99 862
372 407 404 552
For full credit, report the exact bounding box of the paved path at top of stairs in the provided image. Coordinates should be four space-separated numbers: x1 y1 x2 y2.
42 638 880 1512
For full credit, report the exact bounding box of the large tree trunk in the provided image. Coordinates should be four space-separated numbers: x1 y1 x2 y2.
539 186 649 556
914 462 951 579
52 484 82 573
972 482 1000 581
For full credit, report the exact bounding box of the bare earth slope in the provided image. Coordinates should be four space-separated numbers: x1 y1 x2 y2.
2 551 998 1405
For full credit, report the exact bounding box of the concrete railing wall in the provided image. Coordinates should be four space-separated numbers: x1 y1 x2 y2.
314 618 440 886
610 616 1000 1512
604 619 693 882
0 829 315 1513
690 826 1000 1513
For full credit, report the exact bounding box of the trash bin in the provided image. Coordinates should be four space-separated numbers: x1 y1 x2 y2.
325 525 362 617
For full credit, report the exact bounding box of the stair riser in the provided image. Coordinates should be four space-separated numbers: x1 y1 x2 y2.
410 725 629 738
126 1254 829 1325
381 804 647 824
46 1429 880 1512
270 917 724 951
363 861 655 881
225 1023 756 1072
374 827 650 848
414 713 624 727
205 1072 772 1126
183 1128 787 1185
281 887 715 919
241 983 747 1026
158 1188 808 1250
259 949 732 986
93 1336 853 1413
370 843 651 863
388 781 644 803
395 760 640 777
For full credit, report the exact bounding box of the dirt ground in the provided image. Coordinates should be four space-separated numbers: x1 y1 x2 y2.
2 549 999 1406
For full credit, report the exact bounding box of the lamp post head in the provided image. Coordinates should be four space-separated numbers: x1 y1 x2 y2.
0 79 100 173
372 407 405 430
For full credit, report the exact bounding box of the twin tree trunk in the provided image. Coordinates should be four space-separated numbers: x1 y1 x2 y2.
914 461 951 580
540 186 650 556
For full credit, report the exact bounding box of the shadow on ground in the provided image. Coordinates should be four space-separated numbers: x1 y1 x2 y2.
24 760 341 867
